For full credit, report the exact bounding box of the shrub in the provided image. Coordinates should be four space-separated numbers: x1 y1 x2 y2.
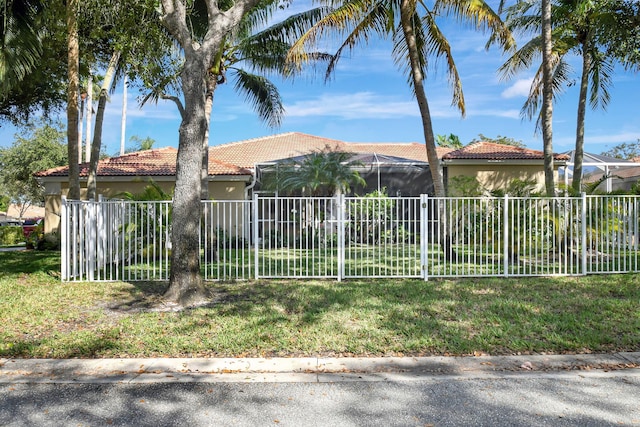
0 226 24 246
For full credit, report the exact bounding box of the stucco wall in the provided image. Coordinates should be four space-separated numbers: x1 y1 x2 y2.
43 179 247 234
445 164 561 194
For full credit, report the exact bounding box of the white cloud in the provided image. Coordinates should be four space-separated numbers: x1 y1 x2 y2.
285 92 419 119
501 78 533 99
471 109 521 119
586 132 640 146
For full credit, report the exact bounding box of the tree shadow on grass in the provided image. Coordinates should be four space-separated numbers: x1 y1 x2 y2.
0 250 60 276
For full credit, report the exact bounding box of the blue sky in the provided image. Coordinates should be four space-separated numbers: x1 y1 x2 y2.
1 2 638 157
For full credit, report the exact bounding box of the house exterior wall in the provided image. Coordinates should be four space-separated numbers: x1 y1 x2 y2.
43 179 247 234
445 164 561 194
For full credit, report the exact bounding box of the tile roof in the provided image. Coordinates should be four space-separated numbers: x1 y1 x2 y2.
442 141 570 161
345 143 452 162
36 147 251 178
34 133 464 179
209 132 450 166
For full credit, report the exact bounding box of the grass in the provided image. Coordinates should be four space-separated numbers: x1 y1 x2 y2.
1 250 639 359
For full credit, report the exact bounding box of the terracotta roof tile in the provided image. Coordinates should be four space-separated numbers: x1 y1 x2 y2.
442 141 570 161
208 132 450 166
36 147 251 178
208 132 347 167
345 143 452 162
35 133 475 179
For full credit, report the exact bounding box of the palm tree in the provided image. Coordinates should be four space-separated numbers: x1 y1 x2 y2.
66 0 80 200
541 0 555 196
266 147 366 197
499 0 631 194
0 0 45 96
287 0 513 197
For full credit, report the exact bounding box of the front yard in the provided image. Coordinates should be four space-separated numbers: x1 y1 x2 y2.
1 250 638 358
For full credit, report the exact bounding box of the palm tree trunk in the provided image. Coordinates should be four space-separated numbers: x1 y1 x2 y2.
400 0 456 260
399 0 445 197
120 75 128 156
571 41 592 194
85 72 93 163
541 0 555 197
86 51 120 200
201 73 217 201
66 0 80 200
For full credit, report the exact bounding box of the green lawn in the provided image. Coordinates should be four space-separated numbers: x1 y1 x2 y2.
1 250 638 358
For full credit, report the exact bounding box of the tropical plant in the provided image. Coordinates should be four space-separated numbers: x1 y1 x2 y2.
436 134 463 149
143 4 331 200
0 0 45 99
447 176 485 197
264 146 366 197
114 180 173 263
347 188 409 245
287 0 513 198
0 0 69 124
500 0 637 194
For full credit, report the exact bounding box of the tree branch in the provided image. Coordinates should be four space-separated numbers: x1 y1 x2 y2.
159 0 191 50
161 94 186 119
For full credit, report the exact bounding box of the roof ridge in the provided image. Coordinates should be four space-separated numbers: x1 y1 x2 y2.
208 132 299 150
106 146 177 161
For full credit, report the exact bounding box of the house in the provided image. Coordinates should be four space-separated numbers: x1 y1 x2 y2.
35 147 252 234
441 142 569 193
35 133 566 234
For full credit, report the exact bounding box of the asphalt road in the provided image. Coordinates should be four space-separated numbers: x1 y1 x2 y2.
2 372 639 426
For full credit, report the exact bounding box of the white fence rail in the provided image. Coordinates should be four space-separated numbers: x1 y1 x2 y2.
61 194 640 281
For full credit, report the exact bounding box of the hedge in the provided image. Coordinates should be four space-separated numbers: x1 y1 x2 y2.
0 226 25 246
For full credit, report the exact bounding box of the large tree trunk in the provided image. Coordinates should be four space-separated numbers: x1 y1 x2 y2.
160 0 261 306
87 51 120 200
571 40 592 194
541 0 555 197
165 57 210 306
66 0 80 200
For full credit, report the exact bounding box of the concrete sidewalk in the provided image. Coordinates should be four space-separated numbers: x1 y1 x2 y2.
1 352 638 384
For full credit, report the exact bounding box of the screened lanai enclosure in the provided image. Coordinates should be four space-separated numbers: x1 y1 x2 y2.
254 152 434 197
561 151 640 193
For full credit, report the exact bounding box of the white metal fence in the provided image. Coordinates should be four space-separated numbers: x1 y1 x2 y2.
61 194 640 281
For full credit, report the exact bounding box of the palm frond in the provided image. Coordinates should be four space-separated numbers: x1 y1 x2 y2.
588 50 613 110
436 0 515 52
232 69 284 128
498 36 542 81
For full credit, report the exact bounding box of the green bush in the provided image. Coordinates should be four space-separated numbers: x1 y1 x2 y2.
0 226 25 246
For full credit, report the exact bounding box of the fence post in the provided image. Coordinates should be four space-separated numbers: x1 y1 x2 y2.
60 197 68 281
97 195 105 279
337 194 344 282
253 192 259 280
503 194 509 277
420 194 428 281
87 200 96 281
581 192 587 275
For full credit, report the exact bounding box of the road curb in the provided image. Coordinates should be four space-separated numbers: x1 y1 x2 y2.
1 353 638 384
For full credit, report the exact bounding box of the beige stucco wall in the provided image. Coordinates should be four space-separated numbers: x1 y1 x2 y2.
43 179 248 234
445 164 562 194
